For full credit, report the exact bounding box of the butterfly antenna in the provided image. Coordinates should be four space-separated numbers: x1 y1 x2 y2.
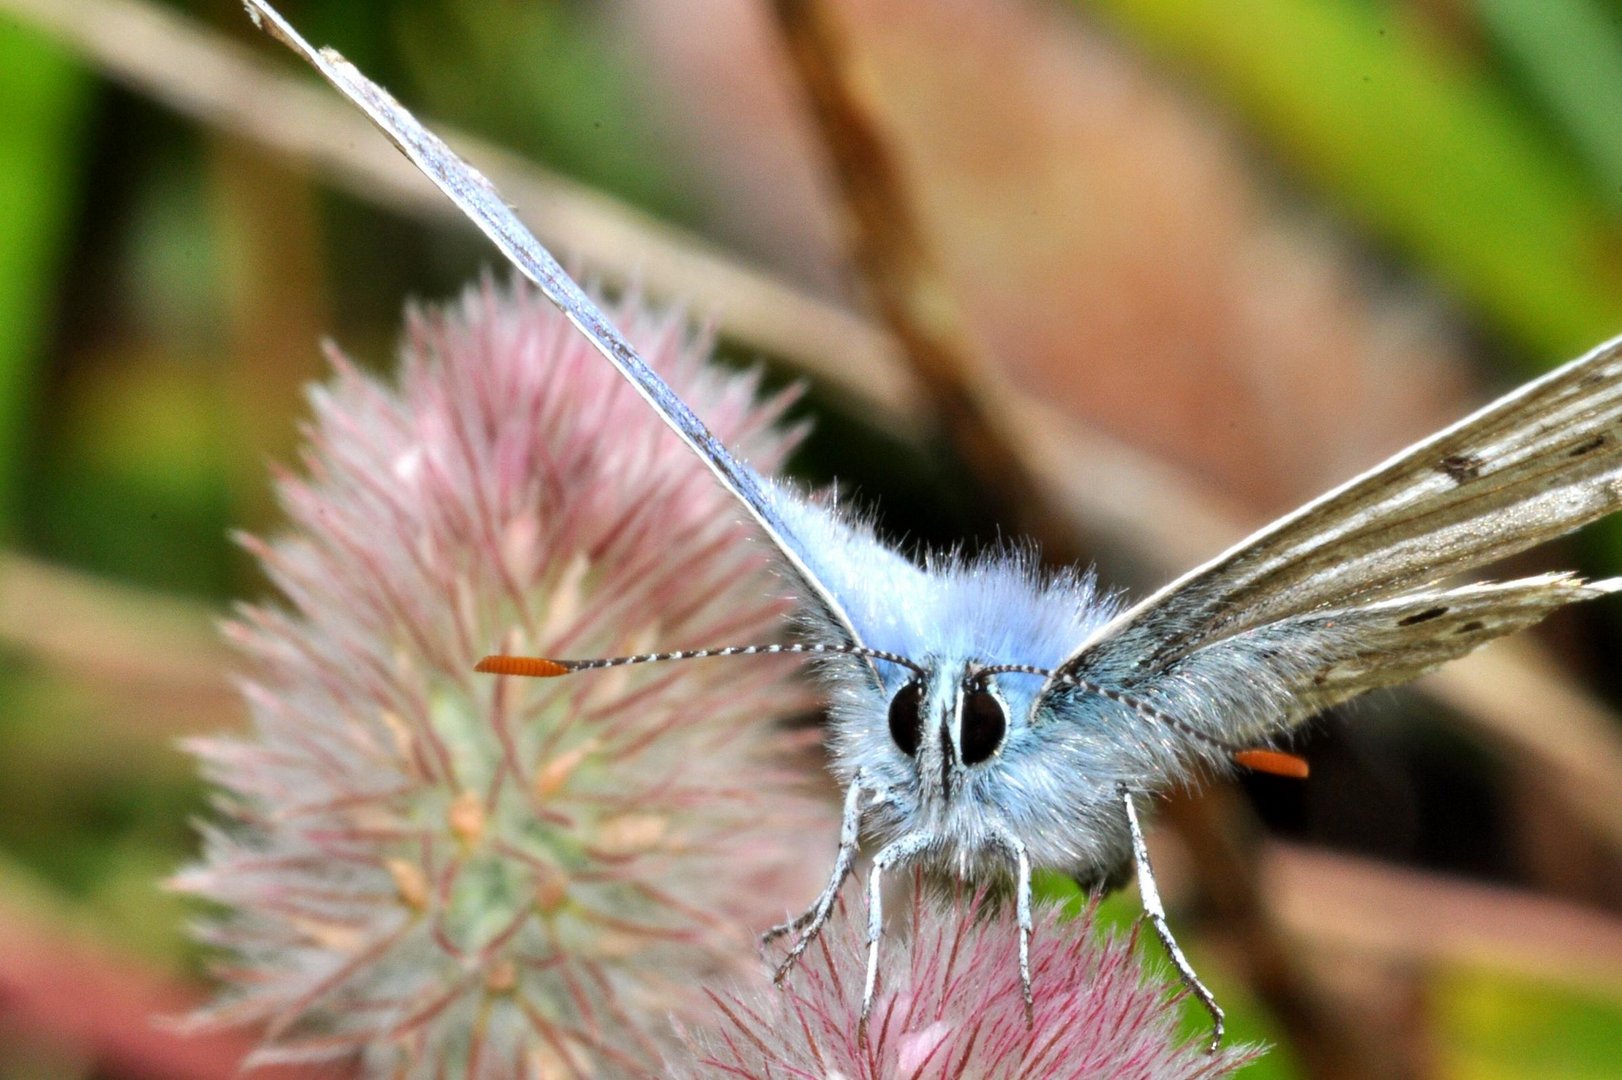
975 663 1308 778
476 642 926 678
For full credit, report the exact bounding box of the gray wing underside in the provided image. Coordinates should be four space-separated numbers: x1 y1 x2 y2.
1130 574 1619 752
1052 334 1622 700
1282 576 1620 716
244 1 875 659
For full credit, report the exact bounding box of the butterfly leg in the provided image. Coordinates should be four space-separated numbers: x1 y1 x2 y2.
1121 786 1225 1052
989 823 1035 1025
765 776 867 982
860 831 933 1035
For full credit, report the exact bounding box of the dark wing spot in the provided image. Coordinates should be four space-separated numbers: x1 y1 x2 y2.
1456 620 1486 634
1437 453 1484 483
1568 434 1607 458
1396 606 1448 626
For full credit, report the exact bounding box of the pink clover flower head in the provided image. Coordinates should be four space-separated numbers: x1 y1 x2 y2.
673 888 1258 1079
177 282 832 1075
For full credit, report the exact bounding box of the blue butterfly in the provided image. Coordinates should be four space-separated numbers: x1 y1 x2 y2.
247 0 1622 1050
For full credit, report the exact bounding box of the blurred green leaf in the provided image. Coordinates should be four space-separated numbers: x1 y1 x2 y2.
0 671 198 902
89 840 197 964
1082 0 1622 364
1434 968 1622 1079
0 23 91 534
396 1 693 224
38 352 232 599
1475 0 1622 209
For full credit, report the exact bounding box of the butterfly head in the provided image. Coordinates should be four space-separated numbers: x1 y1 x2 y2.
806 552 1119 829
878 659 1012 804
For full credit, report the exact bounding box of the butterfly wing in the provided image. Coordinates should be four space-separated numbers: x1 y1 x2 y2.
1043 335 1622 754
245 1 892 667
1273 575 1620 715
1109 574 1618 754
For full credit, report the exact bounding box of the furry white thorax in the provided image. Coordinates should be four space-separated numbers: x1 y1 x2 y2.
760 481 1140 877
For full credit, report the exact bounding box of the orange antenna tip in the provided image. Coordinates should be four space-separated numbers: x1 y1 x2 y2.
1233 748 1310 779
475 655 570 678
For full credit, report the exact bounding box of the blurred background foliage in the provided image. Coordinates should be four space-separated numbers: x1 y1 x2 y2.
0 0 1620 1076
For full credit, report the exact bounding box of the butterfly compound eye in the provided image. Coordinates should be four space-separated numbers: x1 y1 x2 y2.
887 681 925 757
960 689 1006 766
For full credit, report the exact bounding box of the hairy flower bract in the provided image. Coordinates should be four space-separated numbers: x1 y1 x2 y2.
178 283 831 1075
675 889 1255 1079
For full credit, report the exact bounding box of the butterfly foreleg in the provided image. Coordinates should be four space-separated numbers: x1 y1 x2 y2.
989 823 1035 1025
1121 786 1225 1052
859 831 933 1035
766 775 869 982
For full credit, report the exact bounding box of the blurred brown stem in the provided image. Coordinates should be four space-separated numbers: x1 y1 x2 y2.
767 0 1079 560
0 552 232 721
1262 839 1622 998
205 134 330 537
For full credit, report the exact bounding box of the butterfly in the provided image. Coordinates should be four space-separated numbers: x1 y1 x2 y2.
246 0 1622 1051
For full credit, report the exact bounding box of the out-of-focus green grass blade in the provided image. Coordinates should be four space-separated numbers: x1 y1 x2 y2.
1434 968 1622 1079
1475 0 1622 210
0 23 90 534
1082 0 1622 364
